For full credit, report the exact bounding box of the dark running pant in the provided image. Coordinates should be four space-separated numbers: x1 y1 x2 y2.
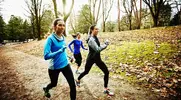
78 58 109 88
46 64 76 100
74 53 82 66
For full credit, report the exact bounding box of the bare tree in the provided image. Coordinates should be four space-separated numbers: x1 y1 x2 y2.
52 0 74 36
132 0 142 29
24 5 36 39
81 4 93 25
123 0 134 30
69 9 76 33
102 0 114 32
52 0 74 22
88 0 102 24
52 0 59 18
143 0 169 27
25 0 45 40
62 0 74 22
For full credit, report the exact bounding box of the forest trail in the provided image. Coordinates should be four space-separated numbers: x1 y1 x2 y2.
0 44 160 100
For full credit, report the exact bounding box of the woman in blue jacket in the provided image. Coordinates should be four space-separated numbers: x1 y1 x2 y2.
43 18 76 100
68 32 88 74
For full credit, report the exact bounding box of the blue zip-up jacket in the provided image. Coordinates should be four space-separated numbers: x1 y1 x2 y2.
44 33 68 70
68 39 87 54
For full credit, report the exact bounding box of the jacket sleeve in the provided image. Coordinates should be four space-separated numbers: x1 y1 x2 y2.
88 37 107 53
68 40 74 53
80 41 87 50
44 37 64 60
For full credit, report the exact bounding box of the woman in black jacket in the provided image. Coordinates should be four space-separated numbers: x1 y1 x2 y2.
76 25 114 96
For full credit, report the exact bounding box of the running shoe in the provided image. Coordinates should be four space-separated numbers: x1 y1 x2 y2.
43 87 51 98
104 89 114 96
75 80 80 87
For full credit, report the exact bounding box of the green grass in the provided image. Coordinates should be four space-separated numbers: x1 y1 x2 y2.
101 40 178 67
87 40 179 83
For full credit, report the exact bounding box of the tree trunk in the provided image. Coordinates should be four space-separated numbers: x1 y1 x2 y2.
129 16 132 30
89 0 93 24
123 0 133 30
52 0 58 18
34 0 41 40
62 0 74 36
102 0 113 32
103 22 106 32
143 0 165 27
31 17 36 40
153 16 158 27
102 0 105 32
118 0 121 31
138 0 142 29
95 0 101 24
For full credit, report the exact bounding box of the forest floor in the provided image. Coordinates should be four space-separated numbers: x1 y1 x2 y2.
0 42 161 100
0 25 181 100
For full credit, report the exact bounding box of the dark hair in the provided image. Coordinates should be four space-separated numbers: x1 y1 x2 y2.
53 18 64 27
88 25 96 36
53 18 66 36
72 32 80 39
72 34 77 38
86 24 96 43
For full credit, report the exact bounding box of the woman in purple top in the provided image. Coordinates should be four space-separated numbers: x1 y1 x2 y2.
68 32 88 74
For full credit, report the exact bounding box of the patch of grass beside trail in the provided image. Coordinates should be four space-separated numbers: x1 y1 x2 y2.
90 40 177 71
91 40 179 82
102 40 178 67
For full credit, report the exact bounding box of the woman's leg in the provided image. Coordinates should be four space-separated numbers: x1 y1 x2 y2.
43 69 61 98
95 60 114 95
77 59 94 80
74 53 82 72
46 69 61 90
61 64 76 100
95 59 109 88
79 53 82 67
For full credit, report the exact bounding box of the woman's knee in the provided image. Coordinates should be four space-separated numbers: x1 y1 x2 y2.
104 70 109 75
78 63 81 67
84 70 89 75
51 82 57 87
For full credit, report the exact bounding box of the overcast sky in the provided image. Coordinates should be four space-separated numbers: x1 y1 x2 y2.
1 0 27 22
1 0 119 24
1 0 178 25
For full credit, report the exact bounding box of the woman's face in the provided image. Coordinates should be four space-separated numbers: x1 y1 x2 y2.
54 20 65 34
77 34 81 39
92 26 99 36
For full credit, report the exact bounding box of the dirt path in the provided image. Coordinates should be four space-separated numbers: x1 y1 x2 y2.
0 45 161 100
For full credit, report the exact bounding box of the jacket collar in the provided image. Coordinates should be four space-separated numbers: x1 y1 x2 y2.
52 32 64 41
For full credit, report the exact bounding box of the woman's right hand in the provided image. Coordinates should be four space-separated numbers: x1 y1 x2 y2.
104 39 109 45
58 45 67 53
62 45 67 51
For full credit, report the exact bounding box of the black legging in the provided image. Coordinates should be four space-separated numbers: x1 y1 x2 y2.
78 58 109 88
46 64 76 100
74 53 82 67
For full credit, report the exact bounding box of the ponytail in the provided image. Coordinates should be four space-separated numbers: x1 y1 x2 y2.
86 24 96 43
72 32 80 39
72 34 77 39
